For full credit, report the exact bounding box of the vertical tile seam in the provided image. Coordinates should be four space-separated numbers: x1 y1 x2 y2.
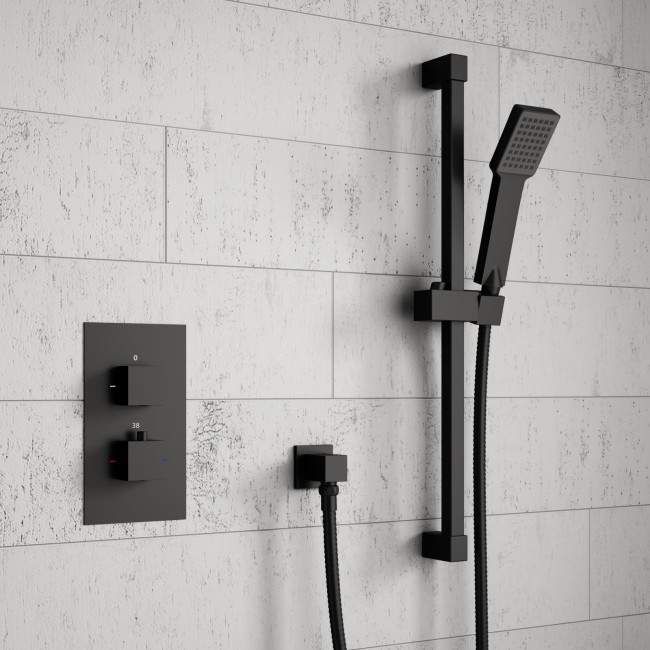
620 615 624 649
497 46 501 138
164 126 168 263
620 0 624 68
587 507 591 620
331 272 335 398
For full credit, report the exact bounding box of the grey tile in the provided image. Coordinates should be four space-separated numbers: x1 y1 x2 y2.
0 1 498 159
0 256 331 400
247 0 622 65
3 396 645 546
488 283 650 398
333 273 650 398
187 399 440 531
492 618 621 649
0 399 439 545
591 506 650 618
623 0 650 71
343 512 587 644
623 614 650 650
486 398 650 514
166 128 477 275
0 528 330 649
495 0 622 65
500 49 650 179
488 510 589 631
333 273 440 398
168 128 650 289
0 110 164 260
490 169 650 288
376 619 621 649
0 513 590 648
373 638 474 650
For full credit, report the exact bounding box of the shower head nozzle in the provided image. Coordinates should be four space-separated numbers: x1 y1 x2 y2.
474 104 560 293
490 105 560 177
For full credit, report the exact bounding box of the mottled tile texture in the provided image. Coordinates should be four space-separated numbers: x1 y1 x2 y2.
0 514 591 648
624 614 650 650
246 0 623 65
623 0 650 71
378 618 621 649
334 274 650 397
590 506 650 618
0 2 499 158
0 0 648 648
0 110 164 260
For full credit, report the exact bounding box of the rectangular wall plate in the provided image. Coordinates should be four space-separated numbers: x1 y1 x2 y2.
83 323 186 525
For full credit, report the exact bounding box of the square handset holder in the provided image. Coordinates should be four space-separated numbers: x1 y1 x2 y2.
414 282 504 326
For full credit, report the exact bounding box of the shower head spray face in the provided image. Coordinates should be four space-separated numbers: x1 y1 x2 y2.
474 105 560 293
491 105 560 176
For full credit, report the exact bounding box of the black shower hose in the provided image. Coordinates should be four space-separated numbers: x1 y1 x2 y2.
319 482 347 650
474 324 491 650
314 322 491 650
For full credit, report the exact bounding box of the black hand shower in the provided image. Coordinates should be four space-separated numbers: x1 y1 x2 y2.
475 105 560 295
473 105 559 650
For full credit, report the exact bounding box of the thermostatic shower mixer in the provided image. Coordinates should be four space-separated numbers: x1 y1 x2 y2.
83 322 186 525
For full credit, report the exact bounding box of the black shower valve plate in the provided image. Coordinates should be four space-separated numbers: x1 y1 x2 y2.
83 322 186 525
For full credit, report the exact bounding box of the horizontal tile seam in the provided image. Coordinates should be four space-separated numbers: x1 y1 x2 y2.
351 612 650 649
230 0 645 75
0 105 431 160
4 395 650 403
1 504 647 551
2 105 650 183
4 252 650 293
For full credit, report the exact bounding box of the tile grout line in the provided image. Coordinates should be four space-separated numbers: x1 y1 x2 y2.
351 612 650 649
497 46 501 139
163 126 168 263
331 271 335 399
228 0 650 75
620 615 624 649
4 395 650 403
621 0 625 71
4 251 650 292
2 104 650 184
0 105 433 160
1 504 648 551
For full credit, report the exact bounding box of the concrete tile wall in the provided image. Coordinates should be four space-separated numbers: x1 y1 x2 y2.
333 274 650 398
379 618 621 649
624 614 650 650
0 110 164 260
245 0 623 65
623 0 650 71
591 506 650 619
0 0 647 648
0 514 590 649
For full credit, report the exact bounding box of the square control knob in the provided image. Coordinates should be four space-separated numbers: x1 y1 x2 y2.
110 365 162 406
110 433 170 481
